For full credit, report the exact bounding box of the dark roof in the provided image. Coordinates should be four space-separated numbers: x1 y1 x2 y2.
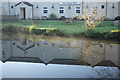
94 60 119 68
2 57 120 69
15 1 33 7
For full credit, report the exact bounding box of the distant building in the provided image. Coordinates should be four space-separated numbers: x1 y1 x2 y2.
1 0 120 20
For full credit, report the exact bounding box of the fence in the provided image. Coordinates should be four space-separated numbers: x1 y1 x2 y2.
2 15 19 22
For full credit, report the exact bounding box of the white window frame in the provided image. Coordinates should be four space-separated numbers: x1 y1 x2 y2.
59 6 64 14
75 6 80 14
43 7 48 14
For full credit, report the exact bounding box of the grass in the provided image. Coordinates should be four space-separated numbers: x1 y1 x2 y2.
2 20 119 35
94 21 119 33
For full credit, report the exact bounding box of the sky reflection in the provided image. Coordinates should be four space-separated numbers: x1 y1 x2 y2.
2 61 95 78
0 61 119 78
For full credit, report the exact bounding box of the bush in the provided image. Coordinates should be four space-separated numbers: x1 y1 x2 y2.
49 14 57 20
31 28 46 35
30 27 64 36
104 32 120 39
3 25 20 33
20 27 29 33
85 30 104 38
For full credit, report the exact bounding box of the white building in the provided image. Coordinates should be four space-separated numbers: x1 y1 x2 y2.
1 0 120 20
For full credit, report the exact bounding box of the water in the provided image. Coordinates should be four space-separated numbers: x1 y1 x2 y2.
0 33 120 78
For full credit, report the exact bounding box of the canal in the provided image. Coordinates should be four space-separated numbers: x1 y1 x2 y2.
0 33 120 78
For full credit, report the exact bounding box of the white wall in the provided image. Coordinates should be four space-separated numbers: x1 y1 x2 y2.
32 2 82 19
9 2 17 15
119 1 120 16
15 3 32 19
1 1 120 19
2 2 10 15
83 2 106 17
107 2 118 19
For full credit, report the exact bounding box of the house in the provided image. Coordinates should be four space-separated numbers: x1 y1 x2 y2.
1 0 120 20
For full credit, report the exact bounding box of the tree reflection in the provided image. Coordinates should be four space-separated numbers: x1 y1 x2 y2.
92 67 119 79
81 41 104 66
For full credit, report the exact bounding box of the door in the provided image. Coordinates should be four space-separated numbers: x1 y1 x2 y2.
20 7 26 19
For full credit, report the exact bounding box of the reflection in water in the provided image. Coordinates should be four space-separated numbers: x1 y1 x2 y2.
92 67 119 78
1 33 120 68
81 42 102 66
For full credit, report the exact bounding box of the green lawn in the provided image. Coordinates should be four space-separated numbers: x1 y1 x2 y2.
2 20 119 35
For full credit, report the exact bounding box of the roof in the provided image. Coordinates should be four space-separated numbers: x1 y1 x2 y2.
3 57 120 69
94 60 120 69
15 1 33 7
4 57 90 66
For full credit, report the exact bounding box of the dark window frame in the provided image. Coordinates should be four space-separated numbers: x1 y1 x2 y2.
59 10 64 13
43 7 48 14
59 7 64 14
101 5 105 9
43 10 48 13
112 4 115 8
11 6 14 9
76 7 80 14
76 10 80 13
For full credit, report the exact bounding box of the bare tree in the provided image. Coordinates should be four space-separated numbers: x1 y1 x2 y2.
79 7 106 35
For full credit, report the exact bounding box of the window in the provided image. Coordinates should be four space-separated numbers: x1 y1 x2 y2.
76 10 80 13
101 5 104 9
93 6 97 14
11 6 14 9
43 10 47 13
59 7 64 9
59 10 64 13
43 7 47 9
93 10 97 14
36 4 39 8
86 6 89 8
86 4 89 8
93 6 97 9
76 7 80 13
43 7 48 13
112 4 115 8
59 7 64 14
76 7 80 9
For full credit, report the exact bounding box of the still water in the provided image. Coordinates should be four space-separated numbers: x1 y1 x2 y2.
0 33 120 78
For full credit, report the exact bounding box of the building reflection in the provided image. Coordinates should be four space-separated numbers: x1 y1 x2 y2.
1 39 120 68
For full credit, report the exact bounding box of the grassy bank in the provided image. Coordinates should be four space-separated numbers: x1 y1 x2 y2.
2 20 120 39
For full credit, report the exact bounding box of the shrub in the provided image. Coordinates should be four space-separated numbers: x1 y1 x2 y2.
49 14 57 20
28 25 35 33
75 16 81 20
85 30 104 38
31 28 47 35
30 27 64 36
104 31 120 39
3 25 20 33
20 27 29 33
